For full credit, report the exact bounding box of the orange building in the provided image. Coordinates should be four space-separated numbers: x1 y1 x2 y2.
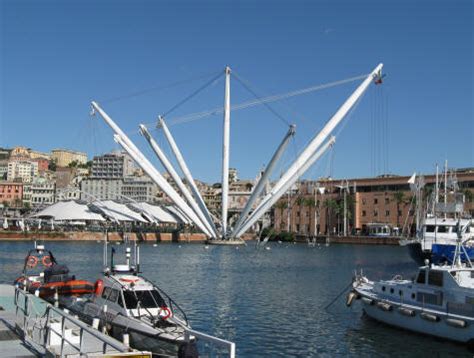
273 169 474 237
0 182 24 207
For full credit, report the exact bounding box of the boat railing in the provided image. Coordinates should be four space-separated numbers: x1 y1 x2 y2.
184 326 236 358
14 287 147 357
146 276 189 324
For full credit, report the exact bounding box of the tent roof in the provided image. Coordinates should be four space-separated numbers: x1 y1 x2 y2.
30 201 105 221
92 200 148 223
129 202 179 224
165 205 191 224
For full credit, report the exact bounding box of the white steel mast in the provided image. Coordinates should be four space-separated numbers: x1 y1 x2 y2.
234 63 383 238
221 66 231 238
139 124 218 237
91 101 213 237
230 124 296 238
157 116 219 238
234 137 336 238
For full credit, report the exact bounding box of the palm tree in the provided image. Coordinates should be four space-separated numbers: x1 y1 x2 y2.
392 191 405 227
323 198 338 235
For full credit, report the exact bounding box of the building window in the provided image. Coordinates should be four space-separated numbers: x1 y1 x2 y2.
385 210 390 217
373 210 378 217
374 198 378 205
385 198 390 205
362 198 366 205
362 210 366 217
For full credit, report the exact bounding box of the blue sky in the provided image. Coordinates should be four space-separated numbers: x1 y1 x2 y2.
1 0 472 183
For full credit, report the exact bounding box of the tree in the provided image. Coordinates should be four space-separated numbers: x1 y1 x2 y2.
68 160 78 168
48 159 57 171
392 191 405 227
323 198 338 235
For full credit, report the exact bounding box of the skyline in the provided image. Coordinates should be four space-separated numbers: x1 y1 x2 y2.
1 0 472 183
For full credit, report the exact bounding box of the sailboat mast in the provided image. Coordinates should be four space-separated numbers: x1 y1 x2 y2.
221 66 231 238
444 159 448 219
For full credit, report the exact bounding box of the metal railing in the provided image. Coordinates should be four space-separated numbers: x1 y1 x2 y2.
184 327 236 358
14 287 143 357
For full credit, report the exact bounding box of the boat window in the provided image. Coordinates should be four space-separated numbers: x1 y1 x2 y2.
102 287 119 302
437 226 448 233
425 225 435 233
428 271 443 287
390 288 394 294
417 291 443 306
123 289 166 309
416 270 426 284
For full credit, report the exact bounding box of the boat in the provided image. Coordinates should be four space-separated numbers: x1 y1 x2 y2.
401 164 474 265
348 220 474 344
64 242 196 356
405 217 474 265
14 243 94 300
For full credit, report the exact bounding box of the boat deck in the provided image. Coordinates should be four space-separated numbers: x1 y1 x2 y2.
0 284 152 357
0 284 40 357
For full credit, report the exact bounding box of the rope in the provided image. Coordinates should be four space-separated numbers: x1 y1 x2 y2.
232 71 291 127
98 70 221 104
162 71 223 118
167 73 369 125
324 281 353 311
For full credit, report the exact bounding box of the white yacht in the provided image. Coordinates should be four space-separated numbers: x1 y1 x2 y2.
348 222 474 344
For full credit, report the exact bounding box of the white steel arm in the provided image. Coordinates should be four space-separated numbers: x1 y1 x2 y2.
221 66 231 236
113 135 213 237
234 137 335 238
158 116 219 237
91 101 212 237
230 124 296 238
139 124 218 237
266 63 382 199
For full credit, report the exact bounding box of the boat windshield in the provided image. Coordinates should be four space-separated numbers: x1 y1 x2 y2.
123 289 166 309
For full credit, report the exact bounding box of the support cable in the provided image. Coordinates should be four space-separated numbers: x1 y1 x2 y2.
161 71 223 119
232 71 291 127
98 70 221 104
166 74 369 125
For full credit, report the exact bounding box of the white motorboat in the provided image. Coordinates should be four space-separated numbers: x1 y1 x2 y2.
348 221 474 344
66 243 196 356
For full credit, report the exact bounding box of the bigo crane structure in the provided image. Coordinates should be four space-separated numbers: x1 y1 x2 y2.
91 63 384 243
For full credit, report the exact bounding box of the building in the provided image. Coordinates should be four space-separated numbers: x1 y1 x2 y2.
7 161 39 182
51 149 87 167
32 157 50 172
0 182 23 207
0 160 8 180
29 177 56 207
30 150 51 160
9 146 30 161
80 177 159 202
273 169 474 237
91 151 134 178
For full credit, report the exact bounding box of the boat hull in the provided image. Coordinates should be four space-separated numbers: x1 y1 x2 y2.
405 241 474 265
359 296 474 344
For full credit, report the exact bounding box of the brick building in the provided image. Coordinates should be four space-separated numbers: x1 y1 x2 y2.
273 169 474 237
0 182 23 207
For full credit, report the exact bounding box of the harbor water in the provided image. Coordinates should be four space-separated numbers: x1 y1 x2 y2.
0 241 470 357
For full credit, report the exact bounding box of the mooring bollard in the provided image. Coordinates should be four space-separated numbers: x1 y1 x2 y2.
123 333 130 347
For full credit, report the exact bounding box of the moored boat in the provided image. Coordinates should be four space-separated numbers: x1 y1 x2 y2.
14 243 94 301
64 242 197 356
349 221 474 344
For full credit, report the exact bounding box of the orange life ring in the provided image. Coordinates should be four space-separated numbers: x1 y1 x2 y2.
159 306 172 320
26 255 38 268
42 255 53 267
94 279 104 296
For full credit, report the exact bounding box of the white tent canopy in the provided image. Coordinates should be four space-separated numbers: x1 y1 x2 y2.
30 201 105 222
129 202 180 224
91 200 148 223
166 205 192 224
